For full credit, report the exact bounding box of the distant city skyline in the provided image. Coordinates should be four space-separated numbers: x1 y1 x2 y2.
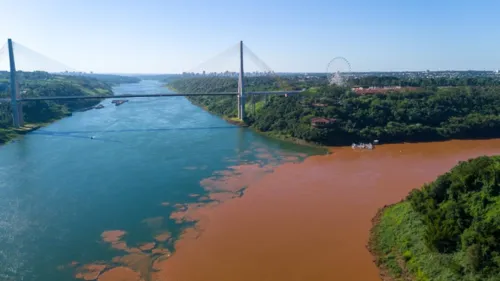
0 0 499 74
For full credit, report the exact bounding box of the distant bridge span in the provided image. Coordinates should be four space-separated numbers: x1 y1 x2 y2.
3 38 304 127
0 90 303 103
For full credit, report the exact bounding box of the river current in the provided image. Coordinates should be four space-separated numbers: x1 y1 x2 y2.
0 80 321 281
3 80 500 281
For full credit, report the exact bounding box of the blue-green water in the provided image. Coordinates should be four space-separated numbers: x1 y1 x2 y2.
0 80 322 281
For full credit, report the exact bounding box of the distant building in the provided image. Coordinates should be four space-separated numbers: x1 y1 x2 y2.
351 86 419 95
311 117 337 128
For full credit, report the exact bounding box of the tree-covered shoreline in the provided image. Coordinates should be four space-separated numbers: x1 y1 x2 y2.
0 71 139 144
167 76 500 146
369 155 500 281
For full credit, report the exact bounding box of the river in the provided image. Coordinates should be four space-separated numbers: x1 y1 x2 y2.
156 139 500 281
0 80 321 281
2 80 500 281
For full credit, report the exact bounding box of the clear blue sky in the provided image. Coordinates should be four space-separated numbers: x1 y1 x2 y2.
0 0 499 73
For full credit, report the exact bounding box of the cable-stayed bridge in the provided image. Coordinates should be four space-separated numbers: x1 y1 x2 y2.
0 39 303 128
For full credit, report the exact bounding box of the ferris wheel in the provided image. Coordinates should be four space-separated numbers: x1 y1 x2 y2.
326 57 351 86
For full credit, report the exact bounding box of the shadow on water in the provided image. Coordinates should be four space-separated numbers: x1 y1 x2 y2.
36 125 237 135
30 126 239 144
30 131 125 143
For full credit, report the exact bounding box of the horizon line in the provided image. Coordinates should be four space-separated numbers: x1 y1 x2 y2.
0 70 499 76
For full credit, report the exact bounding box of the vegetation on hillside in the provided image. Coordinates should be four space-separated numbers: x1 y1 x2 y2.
137 74 182 81
0 71 115 144
168 76 500 145
350 75 500 88
79 73 140 85
370 156 500 281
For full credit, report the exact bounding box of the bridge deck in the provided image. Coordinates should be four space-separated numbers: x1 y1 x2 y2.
0 90 304 102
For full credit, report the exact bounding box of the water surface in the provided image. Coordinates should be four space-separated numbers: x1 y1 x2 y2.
157 139 500 281
0 80 321 281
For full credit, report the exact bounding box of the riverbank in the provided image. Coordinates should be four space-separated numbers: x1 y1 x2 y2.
165 84 246 127
180 92 500 150
166 84 331 149
367 202 413 281
167 77 500 148
0 73 119 146
1 111 76 145
368 155 500 281
1 123 46 145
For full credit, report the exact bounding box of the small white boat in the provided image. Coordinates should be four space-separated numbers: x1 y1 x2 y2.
352 142 374 150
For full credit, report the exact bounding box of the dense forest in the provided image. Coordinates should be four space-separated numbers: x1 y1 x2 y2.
370 155 500 281
77 73 140 85
168 76 500 145
349 75 500 88
0 71 117 144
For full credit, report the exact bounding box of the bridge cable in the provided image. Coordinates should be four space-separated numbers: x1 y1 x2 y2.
0 42 7 67
243 44 291 91
186 43 239 74
188 43 239 74
12 41 77 73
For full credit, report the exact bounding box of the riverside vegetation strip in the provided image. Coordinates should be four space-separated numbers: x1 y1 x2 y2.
369 155 500 281
0 71 139 144
167 75 500 146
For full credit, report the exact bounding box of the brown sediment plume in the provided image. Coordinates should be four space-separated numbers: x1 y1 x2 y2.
75 264 107 280
110 241 128 251
152 247 171 255
125 247 143 254
169 203 199 223
170 201 219 224
173 203 187 211
200 163 273 194
138 242 156 251
112 253 151 279
256 152 274 160
101 230 126 244
281 155 301 162
169 162 281 227
97 267 143 281
208 192 238 202
101 230 130 251
154 232 171 242
153 139 500 281
77 229 170 280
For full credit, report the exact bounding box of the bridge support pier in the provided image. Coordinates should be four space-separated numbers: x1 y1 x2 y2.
237 40 245 121
8 38 23 128
15 101 24 127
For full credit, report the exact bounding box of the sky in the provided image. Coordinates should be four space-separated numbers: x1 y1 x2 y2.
0 0 499 73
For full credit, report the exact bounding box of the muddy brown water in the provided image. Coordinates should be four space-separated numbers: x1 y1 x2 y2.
75 139 500 281
153 139 500 281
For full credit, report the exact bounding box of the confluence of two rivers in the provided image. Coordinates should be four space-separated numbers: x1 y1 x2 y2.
1 80 500 281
